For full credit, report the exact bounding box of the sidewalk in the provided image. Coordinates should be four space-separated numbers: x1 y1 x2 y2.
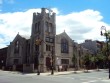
0 69 107 76
24 69 107 76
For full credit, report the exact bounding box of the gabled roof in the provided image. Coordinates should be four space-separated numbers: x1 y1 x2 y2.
12 33 30 43
20 35 30 40
56 31 72 40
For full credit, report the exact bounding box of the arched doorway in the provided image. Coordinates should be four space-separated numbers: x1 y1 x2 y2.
46 57 51 71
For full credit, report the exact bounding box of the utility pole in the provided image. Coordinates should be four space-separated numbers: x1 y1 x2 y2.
51 46 54 75
101 26 110 79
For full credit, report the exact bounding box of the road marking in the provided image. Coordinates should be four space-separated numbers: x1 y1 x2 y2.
52 76 75 79
89 80 97 82
82 82 89 83
82 80 97 83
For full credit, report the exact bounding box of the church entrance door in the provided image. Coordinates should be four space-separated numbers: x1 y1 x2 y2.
46 57 51 71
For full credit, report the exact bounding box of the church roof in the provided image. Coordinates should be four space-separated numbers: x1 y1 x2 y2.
56 31 71 39
20 35 30 40
16 32 30 40
56 30 66 36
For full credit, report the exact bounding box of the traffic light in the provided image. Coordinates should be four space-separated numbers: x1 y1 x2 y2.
36 39 42 45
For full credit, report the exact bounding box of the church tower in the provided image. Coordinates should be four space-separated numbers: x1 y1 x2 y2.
30 8 56 72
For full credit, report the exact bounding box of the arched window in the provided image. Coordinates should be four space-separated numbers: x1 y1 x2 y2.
45 22 53 33
14 41 19 54
35 22 40 33
61 38 69 53
45 22 48 32
49 23 53 33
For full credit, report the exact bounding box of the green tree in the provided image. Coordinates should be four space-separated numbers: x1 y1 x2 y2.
90 55 97 69
83 53 91 72
96 52 106 69
72 54 77 72
100 43 108 68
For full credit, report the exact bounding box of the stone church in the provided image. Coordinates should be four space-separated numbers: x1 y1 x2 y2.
6 8 75 72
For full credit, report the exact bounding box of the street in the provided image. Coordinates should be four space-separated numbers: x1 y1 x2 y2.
0 70 110 83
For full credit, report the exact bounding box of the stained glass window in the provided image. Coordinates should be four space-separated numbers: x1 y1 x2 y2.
61 38 69 53
14 41 19 54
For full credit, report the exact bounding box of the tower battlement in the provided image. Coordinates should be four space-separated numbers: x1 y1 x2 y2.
32 8 56 23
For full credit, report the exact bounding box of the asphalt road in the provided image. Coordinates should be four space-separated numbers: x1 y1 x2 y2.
0 70 110 83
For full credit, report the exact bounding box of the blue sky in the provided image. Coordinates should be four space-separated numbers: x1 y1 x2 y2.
0 0 110 48
1 0 109 23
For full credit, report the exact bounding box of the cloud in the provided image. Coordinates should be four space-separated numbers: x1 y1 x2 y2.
56 9 110 43
0 8 41 48
0 8 109 48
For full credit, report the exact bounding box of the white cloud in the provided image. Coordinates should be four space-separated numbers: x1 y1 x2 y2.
56 9 110 43
0 8 109 48
0 8 41 48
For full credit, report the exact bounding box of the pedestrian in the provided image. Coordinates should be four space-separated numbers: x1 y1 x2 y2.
59 65 62 71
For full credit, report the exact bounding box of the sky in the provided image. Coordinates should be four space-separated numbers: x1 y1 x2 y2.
0 0 110 48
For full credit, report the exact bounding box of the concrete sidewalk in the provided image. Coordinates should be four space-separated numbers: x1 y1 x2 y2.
1 69 107 76
24 69 107 76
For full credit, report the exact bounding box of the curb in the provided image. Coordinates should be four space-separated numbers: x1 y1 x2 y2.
39 69 106 76
0 69 107 76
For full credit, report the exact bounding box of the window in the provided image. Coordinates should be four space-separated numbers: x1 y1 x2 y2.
61 39 69 53
13 59 19 65
14 41 19 54
35 22 40 33
45 37 50 42
35 45 39 51
45 37 54 43
50 38 54 43
46 45 51 51
45 22 53 33
49 23 53 33
45 22 48 32
61 59 69 64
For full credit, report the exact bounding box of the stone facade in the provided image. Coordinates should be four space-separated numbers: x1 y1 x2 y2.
30 8 56 72
55 31 74 70
6 8 56 72
6 34 29 66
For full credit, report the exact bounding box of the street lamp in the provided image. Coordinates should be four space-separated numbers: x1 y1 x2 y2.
51 46 54 75
56 57 61 72
1 60 3 69
100 26 110 79
35 38 42 75
36 37 55 75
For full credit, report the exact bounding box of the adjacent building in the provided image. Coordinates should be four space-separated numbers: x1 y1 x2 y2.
81 40 103 55
0 47 7 69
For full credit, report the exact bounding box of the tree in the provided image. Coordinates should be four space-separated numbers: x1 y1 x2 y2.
100 43 109 68
96 52 106 69
90 55 97 69
72 54 77 72
72 54 76 67
83 53 91 72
